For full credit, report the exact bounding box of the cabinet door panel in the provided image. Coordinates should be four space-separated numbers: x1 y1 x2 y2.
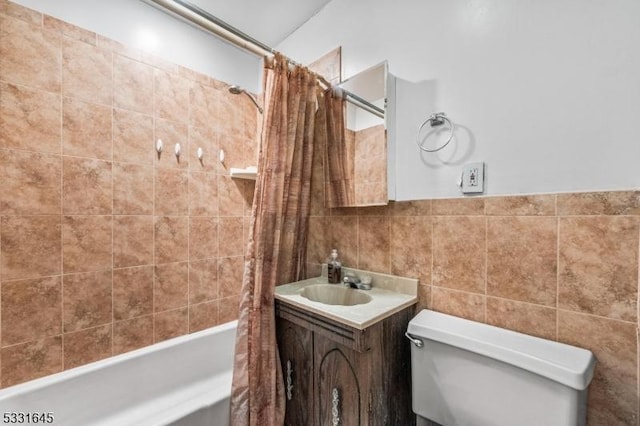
277 318 313 426
315 337 362 426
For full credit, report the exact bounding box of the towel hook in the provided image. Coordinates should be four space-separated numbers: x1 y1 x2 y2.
416 112 454 153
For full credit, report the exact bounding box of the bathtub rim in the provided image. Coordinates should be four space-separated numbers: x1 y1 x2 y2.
0 319 238 399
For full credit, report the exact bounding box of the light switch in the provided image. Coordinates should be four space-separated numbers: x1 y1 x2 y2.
461 162 484 194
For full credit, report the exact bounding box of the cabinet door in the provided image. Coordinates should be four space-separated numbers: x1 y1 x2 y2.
314 333 363 426
276 318 313 426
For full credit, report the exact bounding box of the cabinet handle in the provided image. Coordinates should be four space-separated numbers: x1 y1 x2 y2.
331 387 340 426
286 360 294 401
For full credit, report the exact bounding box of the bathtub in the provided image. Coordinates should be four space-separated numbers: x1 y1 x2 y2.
0 320 237 426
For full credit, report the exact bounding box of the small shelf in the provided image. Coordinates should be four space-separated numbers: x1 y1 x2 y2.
230 166 257 180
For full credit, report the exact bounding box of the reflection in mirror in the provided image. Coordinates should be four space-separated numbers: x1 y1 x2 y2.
325 62 388 207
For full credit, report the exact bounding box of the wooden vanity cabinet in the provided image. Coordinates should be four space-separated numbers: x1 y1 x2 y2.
277 316 314 426
276 300 416 426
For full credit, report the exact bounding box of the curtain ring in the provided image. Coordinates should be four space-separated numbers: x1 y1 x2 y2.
331 87 344 99
416 112 454 153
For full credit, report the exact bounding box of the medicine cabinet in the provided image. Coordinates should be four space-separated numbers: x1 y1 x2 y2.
325 61 396 207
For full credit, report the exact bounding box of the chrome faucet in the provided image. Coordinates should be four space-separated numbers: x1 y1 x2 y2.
343 275 372 290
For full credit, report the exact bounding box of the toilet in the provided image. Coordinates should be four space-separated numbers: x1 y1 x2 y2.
406 310 596 426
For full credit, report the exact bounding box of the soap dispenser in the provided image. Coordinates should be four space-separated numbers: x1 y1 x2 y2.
327 249 342 284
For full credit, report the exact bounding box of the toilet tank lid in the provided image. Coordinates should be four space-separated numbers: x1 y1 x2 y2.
407 310 596 391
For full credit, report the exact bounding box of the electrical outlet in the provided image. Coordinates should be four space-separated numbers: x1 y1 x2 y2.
461 162 484 194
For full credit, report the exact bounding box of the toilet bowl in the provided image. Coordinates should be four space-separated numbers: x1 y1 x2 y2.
406 310 596 426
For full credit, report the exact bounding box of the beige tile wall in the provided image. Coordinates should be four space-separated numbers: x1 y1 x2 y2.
307 191 640 425
354 124 386 205
0 0 255 387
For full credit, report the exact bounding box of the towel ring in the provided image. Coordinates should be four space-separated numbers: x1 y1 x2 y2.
416 112 454 153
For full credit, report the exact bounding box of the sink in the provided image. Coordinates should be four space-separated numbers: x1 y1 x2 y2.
300 284 372 306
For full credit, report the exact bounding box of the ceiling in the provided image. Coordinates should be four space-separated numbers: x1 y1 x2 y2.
188 0 332 47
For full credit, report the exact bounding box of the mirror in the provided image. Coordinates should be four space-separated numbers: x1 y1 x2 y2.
325 61 391 207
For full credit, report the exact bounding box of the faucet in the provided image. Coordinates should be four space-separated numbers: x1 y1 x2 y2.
343 274 372 290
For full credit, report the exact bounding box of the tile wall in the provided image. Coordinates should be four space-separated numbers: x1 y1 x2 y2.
0 0 255 387
354 124 386 205
306 189 640 425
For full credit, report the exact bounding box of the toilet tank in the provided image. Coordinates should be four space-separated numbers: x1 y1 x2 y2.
406 310 596 426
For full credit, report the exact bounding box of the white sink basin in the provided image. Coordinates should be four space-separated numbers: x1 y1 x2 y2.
274 269 419 329
300 284 372 306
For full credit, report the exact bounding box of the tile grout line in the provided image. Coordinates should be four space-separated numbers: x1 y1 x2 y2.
152 83 157 344
186 126 193 333
356 211 360 271
556 194 560 341
555 307 638 325
430 283 638 325
186 78 192 333
430 208 434 309
59 58 65 372
110 50 115 358
386 213 391 275
484 209 488 323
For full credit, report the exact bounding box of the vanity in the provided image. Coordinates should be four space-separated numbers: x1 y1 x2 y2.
275 268 418 426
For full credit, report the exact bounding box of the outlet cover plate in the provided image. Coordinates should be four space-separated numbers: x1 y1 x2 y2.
462 162 484 194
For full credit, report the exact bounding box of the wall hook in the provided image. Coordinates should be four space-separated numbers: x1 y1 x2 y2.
197 147 204 160
175 143 181 157
219 149 225 163
156 139 163 153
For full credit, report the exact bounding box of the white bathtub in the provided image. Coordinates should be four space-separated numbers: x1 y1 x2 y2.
0 321 237 426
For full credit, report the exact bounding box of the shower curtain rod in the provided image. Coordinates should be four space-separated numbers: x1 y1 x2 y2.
143 0 385 119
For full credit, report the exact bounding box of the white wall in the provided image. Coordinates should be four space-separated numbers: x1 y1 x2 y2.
12 0 262 92
278 0 640 199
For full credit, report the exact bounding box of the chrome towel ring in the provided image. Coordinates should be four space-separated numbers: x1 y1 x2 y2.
416 112 454 153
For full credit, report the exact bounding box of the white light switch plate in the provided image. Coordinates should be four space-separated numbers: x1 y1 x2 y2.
461 162 484 194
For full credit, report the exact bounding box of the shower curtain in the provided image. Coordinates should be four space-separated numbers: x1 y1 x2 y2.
230 53 320 426
323 87 355 207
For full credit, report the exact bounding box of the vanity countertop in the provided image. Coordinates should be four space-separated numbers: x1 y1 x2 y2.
275 267 418 330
